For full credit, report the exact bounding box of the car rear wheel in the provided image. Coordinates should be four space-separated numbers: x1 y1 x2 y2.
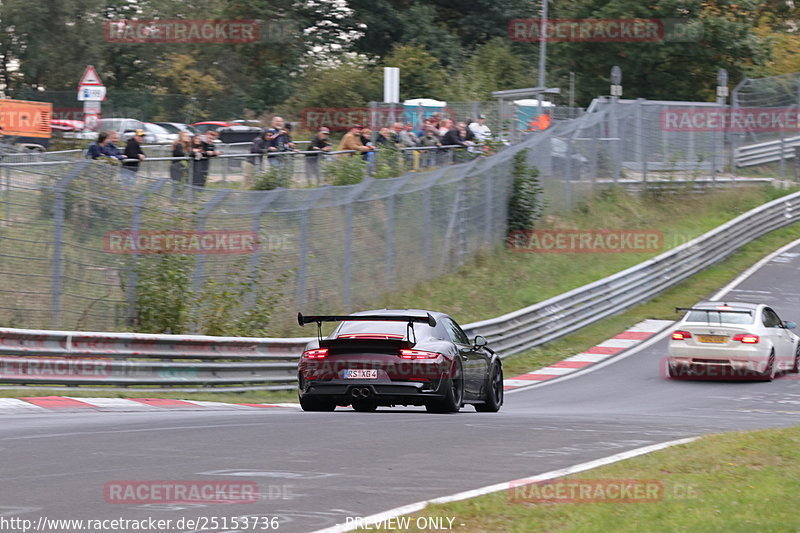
299 396 336 412
475 361 503 412
759 350 776 382
792 345 800 374
351 401 378 412
426 360 463 413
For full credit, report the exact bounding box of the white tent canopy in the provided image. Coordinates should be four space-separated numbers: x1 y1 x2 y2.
513 99 556 107
403 98 447 107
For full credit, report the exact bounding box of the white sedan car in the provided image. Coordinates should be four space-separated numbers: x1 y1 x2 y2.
667 301 800 381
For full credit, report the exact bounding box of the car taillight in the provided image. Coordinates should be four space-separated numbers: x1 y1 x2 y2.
399 349 440 359
671 330 692 340
732 334 759 344
302 348 328 359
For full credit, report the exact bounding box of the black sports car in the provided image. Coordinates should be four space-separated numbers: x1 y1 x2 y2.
297 309 503 413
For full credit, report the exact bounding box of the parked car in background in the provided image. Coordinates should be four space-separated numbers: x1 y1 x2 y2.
141 122 177 144
51 119 98 141
190 121 234 134
154 122 198 136
97 118 146 143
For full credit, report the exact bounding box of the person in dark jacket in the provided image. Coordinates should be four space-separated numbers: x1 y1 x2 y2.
191 132 220 187
123 129 146 173
86 131 109 159
305 127 332 185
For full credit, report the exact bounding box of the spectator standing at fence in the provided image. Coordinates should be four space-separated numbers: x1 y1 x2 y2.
468 115 492 143
191 133 219 187
306 127 332 185
170 131 191 184
86 131 109 159
376 128 393 147
245 130 270 186
339 124 373 156
102 131 125 160
122 129 146 173
438 119 453 138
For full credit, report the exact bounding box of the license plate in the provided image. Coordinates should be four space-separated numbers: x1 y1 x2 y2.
697 335 728 344
343 369 378 379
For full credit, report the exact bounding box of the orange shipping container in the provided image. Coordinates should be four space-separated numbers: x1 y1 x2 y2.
0 99 53 147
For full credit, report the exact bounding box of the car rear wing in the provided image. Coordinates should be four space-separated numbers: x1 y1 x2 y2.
675 307 753 315
297 313 437 327
297 312 437 343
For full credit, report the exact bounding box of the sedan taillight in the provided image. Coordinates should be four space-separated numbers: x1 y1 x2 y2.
302 348 329 359
732 334 759 344
671 330 692 340
399 349 440 359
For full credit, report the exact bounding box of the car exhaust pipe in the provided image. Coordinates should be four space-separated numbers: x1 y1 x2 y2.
350 387 373 398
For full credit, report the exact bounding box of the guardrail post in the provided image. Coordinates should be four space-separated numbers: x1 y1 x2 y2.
51 160 90 327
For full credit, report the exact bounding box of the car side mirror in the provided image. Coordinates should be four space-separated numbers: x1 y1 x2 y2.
784 321 797 330
473 335 488 349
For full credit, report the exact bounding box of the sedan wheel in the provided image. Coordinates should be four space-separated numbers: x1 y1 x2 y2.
299 395 336 412
475 361 503 412
759 351 776 382
792 345 800 374
351 401 378 412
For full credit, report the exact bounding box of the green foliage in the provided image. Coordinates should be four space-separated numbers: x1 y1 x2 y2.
253 163 293 191
189 259 291 337
507 150 545 234
372 144 406 179
324 155 369 186
132 253 195 334
287 58 382 110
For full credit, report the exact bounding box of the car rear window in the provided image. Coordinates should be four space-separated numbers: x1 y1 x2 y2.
334 320 435 338
685 310 754 324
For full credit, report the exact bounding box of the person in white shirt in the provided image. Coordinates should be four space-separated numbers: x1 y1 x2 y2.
468 114 492 143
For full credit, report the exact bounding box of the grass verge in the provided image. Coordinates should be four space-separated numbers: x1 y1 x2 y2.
380 426 800 532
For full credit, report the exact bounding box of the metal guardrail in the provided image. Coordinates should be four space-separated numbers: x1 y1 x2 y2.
736 135 800 167
2 191 799 390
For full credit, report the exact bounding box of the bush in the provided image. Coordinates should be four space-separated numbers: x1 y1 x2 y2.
324 155 369 185
253 161 293 190
507 149 545 234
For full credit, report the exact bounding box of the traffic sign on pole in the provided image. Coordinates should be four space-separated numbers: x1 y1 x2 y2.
78 65 103 87
78 86 106 101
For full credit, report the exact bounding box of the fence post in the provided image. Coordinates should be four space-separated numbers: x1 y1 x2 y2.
51 160 90 328
384 175 412 292
245 189 284 309
342 179 373 311
191 190 231 296
295 188 329 309
610 100 621 183
636 99 647 183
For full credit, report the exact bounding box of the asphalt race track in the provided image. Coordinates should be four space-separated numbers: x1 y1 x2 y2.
2 244 800 533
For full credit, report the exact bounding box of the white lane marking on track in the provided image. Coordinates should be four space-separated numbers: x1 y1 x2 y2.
525 367 576 376
308 437 698 533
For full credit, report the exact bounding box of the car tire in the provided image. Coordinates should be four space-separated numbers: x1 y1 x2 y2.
792 344 800 374
426 359 463 414
758 350 776 382
475 361 503 412
299 396 336 412
351 401 378 412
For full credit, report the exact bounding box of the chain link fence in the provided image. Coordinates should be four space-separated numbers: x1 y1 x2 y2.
0 96 770 332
